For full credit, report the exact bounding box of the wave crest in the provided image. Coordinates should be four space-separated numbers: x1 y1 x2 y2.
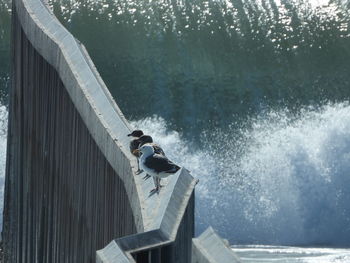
131 102 350 246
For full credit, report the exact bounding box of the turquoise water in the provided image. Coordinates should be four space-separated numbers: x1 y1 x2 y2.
1 0 350 253
46 0 350 139
1 0 350 132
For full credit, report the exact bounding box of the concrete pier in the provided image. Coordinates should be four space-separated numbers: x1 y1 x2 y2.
2 0 240 262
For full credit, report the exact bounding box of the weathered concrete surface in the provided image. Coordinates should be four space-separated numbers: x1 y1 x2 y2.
4 0 199 261
97 169 197 262
96 242 130 263
4 0 241 261
10 0 145 232
3 7 137 262
192 227 241 263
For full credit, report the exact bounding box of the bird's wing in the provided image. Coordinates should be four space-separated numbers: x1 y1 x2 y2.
144 155 180 173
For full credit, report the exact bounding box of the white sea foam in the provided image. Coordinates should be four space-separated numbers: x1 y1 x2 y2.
131 102 350 246
232 245 350 262
0 104 8 231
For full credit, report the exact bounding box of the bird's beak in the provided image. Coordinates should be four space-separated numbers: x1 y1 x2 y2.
127 133 132 137
133 149 140 155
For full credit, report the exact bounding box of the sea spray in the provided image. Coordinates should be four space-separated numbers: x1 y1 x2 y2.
0 104 8 231
131 102 350 246
233 245 350 262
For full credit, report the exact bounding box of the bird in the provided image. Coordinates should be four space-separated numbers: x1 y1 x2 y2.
129 134 166 180
136 144 180 193
127 129 144 139
138 135 165 180
136 135 166 156
127 130 144 174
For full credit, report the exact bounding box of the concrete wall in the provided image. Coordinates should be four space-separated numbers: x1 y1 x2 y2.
3 0 198 262
3 4 137 263
192 228 241 263
97 170 197 262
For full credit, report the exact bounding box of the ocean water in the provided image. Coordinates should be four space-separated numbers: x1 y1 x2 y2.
130 103 350 246
1 0 350 260
130 104 350 260
46 0 350 138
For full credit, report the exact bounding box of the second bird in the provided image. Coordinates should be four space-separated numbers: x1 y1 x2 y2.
137 144 180 193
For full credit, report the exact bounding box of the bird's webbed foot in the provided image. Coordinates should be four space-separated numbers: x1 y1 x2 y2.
136 169 143 175
143 174 151 180
149 184 163 194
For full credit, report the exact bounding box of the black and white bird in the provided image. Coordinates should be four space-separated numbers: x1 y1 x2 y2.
136 144 180 192
137 135 166 180
127 130 144 174
128 134 166 179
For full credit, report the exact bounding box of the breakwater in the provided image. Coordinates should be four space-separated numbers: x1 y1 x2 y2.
2 0 239 262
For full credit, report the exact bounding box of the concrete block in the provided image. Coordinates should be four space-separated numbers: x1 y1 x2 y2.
192 227 241 263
